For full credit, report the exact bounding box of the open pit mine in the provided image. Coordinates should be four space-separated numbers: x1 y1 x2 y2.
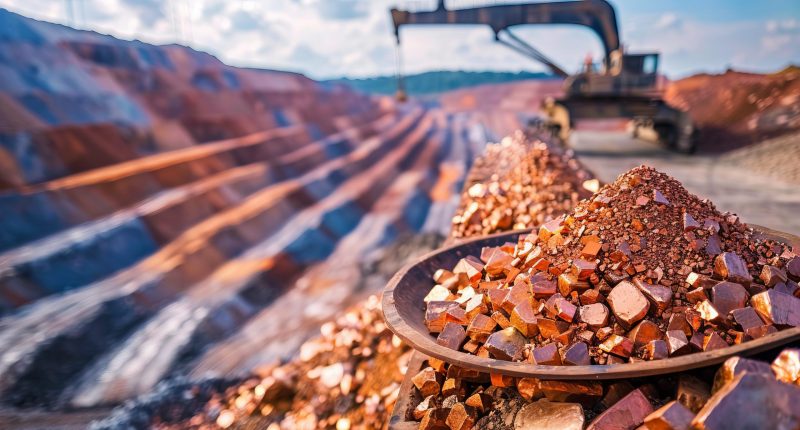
1 3 799 430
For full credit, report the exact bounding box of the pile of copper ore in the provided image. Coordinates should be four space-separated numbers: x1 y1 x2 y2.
425 166 799 366
450 133 595 238
153 296 413 430
407 348 800 429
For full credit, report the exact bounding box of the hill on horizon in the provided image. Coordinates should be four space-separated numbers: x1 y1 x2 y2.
325 70 557 96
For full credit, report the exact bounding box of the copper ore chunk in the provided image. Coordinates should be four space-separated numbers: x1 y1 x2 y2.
442 378 464 398
689 331 705 351
761 265 788 287
643 339 669 360
578 303 609 329
538 318 570 340
414 395 438 420
772 348 800 385
683 212 700 232
596 326 613 340
712 356 773 393
539 380 603 406
653 189 670 205
437 322 467 351
691 372 800 430
532 279 558 298
502 283 530 314
587 388 654 430
686 272 717 290
600 334 634 358
580 289 602 305
635 280 673 314
446 306 468 325
453 256 484 283
629 320 664 350
581 241 602 259
636 195 650 206
465 393 492 414
425 285 451 303
532 343 562 365
711 281 748 317
464 294 488 321
713 252 752 286
667 313 694 338
644 400 694 430
751 289 800 327
695 300 723 324
446 403 477 430
686 287 708 304
419 407 450 430
607 281 650 327
558 273 589 297
572 259 597 281
511 301 540 337
485 250 514 276
666 330 691 356
517 377 543 401
539 218 563 242
427 301 459 333
514 399 585 430
434 269 455 284
676 375 710 413
484 327 526 361
413 367 443 397
555 298 577 322
788 257 800 279
563 342 591 366
489 372 516 388
466 314 497 343
702 331 728 351
487 288 508 310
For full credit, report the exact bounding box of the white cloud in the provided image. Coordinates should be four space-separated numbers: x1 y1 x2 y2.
654 13 682 31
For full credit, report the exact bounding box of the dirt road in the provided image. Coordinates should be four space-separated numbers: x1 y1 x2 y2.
570 130 800 234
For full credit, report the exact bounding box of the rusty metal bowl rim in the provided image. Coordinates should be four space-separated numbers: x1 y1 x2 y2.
382 226 800 380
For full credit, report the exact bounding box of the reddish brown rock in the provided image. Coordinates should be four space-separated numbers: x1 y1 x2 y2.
644 400 694 430
419 407 450 430
676 375 710 413
485 250 514 276
751 289 800 327
517 377 543 401
425 285 452 303
666 330 691 356
787 257 800 280
578 303 609 329
510 301 539 337
441 378 464 398
634 280 673 314
464 294 488 320
532 279 558 298
600 381 635 409
558 273 589 297
643 339 669 360
466 314 496 343
580 289 603 305
563 342 591 366
653 189 670 205
713 252 752 286
712 356 773 393
702 332 728 351
484 327 526 361
513 399 585 430
607 281 650 328
453 256 485 283
628 320 664 350
426 301 460 333
501 283 530 314
490 311 511 329
414 395 438 420
760 265 788 287
686 272 717 290
581 241 602 259
711 281 748 317
464 392 492 414
412 367 443 397
691 372 800 430
695 300 723 324
771 348 800 385
686 287 708 304
667 313 694 338
532 343 563 365
600 334 634 358
683 212 700 232
446 402 477 430
554 298 577 323
539 380 603 406
538 318 571 339
587 388 654 430
437 322 467 351
572 259 597 281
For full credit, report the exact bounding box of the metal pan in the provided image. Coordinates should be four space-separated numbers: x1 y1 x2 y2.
382 226 800 380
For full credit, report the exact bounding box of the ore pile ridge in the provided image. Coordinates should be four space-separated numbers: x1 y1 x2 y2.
425 165 800 365
450 134 595 238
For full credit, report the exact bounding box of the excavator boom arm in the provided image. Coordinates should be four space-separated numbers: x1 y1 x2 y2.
391 0 620 64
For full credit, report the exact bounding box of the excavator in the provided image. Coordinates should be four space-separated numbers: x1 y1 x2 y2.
390 0 698 153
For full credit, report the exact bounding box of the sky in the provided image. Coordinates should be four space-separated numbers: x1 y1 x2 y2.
0 0 798 80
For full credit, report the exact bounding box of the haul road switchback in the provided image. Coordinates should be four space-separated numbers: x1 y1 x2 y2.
390 0 698 153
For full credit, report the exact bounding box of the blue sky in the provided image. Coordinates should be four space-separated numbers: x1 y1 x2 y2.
0 0 797 79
